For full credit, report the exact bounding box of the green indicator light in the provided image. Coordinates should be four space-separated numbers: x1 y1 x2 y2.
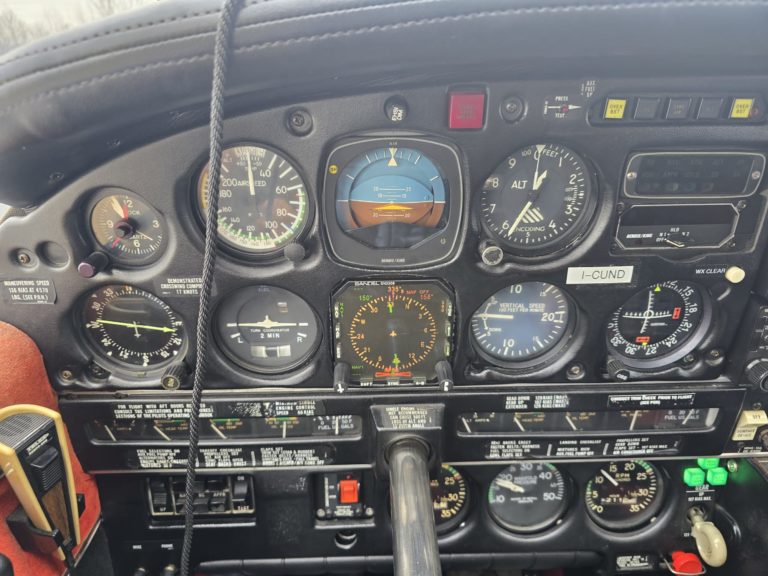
683 467 706 487
697 458 720 470
706 467 729 486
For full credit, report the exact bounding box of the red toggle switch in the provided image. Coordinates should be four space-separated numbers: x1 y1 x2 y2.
671 551 704 574
339 478 359 504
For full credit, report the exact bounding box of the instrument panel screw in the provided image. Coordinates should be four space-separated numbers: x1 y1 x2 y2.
706 349 722 360
286 108 313 136
500 96 524 123
15 250 33 266
48 171 64 183
365 507 374 517
316 508 326 519
59 368 75 382
566 362 585 381
682 353 696 365
752 170 762 180
726 460 739 473
626 171 637 181
737 200 748 211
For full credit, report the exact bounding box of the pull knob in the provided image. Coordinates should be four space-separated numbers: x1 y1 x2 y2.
688 507 727 567
77 251 110 278
161 364 187 390
745 358 768 389
606 359 630 382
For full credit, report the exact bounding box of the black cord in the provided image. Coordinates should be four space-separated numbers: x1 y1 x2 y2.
180 1 244 574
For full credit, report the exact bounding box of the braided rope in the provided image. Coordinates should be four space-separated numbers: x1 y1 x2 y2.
180 0 244 574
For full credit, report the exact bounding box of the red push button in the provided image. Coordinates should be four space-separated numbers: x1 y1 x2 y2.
671 551 704 574
448 92 485 129
339 478 359 504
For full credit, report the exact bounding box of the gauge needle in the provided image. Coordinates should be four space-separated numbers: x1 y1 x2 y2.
247 153 256 196
496 478 526 494
533 169 549 191
132 321 140 339
600 469 620 487
508 200 533 237
96 319 176 332
111 197 127 218
476 313 516 320
640 289 655 335
136 231 154 242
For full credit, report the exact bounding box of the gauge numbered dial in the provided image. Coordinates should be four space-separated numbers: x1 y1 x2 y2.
431 465 470 534
487 463 569 533
480 143 595 256
89 190 167 266
82 285 186 370
606 280 709 366
198 144 310 256
471 282 574 366
585 461 665 531
214 285 320 374
349 292 437 374
332 280 454 384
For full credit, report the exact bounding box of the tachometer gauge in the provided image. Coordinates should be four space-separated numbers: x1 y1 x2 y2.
332 279 454 384
471 282 575 366
214 285 320 374
82 285 186 371
431 464 469 534
488 463 569 533
606 280 711 367
197 144 310 257
88 190 167 266
585 461 665 531
480 143 596 257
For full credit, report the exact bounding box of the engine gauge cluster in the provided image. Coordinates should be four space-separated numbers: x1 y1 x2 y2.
332 279 454 385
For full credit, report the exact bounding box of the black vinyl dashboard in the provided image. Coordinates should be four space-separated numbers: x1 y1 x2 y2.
4 1 768 575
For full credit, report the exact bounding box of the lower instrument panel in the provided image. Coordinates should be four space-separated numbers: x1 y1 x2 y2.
60 386 759 473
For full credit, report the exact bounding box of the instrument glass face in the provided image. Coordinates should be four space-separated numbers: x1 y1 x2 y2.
431 464 470 534
332 280 454 384
606 280 705 360
334 146 448 249
198 145 310 255
487 463 569 533
82 285 185 370
585 460 665 531
214 285 321 373
89 191 167 265
470 282 573 363
480 143 595 255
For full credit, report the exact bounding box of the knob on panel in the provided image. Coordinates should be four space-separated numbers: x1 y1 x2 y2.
745 359 768 389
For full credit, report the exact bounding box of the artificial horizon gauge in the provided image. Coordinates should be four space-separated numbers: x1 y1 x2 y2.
214 285 321 374
470 282 575 366
606 280 712 368
323 136 464 268
332 279 454 384
479 143 596 257
585 460 665 531
197 144 310 257
82 285 186 371
88 189 167 266
487 463 569 534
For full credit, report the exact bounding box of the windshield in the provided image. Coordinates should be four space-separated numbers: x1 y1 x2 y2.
0 0 160 53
